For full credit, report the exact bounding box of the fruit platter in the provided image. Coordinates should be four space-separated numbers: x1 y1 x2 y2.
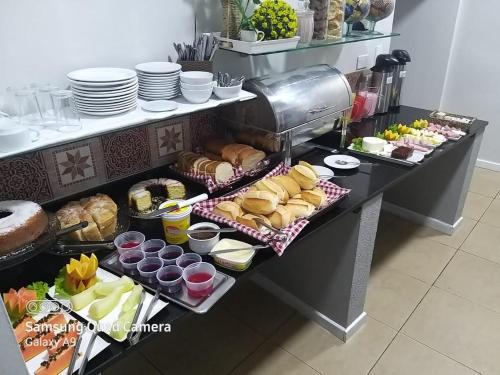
48 254 168 342
3 283 110 374
348 119 467 166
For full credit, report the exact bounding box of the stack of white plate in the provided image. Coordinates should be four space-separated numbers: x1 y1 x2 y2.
68 68 138 116
135 62 181 101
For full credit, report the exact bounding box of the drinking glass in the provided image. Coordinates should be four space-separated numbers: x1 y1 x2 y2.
51 90 82 132
36 84 58 127
15 88 44 128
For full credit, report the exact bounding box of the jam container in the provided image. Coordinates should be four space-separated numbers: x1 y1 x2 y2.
160 200 192 244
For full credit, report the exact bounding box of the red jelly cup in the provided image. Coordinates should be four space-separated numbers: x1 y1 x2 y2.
182 262 216 298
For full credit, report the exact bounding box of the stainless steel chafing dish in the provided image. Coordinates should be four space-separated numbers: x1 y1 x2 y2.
217 64 353 165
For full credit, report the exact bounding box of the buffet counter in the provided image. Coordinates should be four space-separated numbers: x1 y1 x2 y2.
0 106 487 374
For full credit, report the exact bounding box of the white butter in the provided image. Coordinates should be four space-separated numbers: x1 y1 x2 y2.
362 137 387 153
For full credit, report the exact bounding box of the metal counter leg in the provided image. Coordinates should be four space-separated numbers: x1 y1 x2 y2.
253 194 382 342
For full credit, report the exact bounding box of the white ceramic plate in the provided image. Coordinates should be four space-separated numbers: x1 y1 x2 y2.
137 71 180 78
75 101 137 112
324 155 361 170
72 86 138 98
77 105 137 116
49 268 168 342
139 90 179 97
313 165 334 180
139 88 179 95
139 95 179 101
68 67 137 83
141 100 179 112
70 79 138 91
135 62 181 74
139 80 179 86
23 309 110 375
74 93 137 103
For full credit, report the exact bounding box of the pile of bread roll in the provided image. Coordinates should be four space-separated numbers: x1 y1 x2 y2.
213 161 328 230
205 140 266 172
177 151 235 183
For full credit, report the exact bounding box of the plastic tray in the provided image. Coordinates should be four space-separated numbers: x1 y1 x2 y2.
100 252 235 314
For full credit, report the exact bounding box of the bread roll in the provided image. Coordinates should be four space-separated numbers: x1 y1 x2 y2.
285 198 315 218
213 201 243 221
236 214 272 231
242 190 279 215
254 179 288 203
221 144 252 165
289 165 319 190
271 175 301 198
237 148 266 172
300 188 327 208
299 160 319 178
268 205 294 229
233 195 244 207
209 162 235 183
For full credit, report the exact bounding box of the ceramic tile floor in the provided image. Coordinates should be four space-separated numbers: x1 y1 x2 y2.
105 167 500 375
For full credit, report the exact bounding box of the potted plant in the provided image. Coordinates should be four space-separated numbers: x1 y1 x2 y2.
252 0 298 40
234 0 265 42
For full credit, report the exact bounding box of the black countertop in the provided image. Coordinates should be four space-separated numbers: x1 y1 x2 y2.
1 106 488 374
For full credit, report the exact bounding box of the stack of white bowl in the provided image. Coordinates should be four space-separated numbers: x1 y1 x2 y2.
180 71 214 104
68 68 138 116
136 62 181 101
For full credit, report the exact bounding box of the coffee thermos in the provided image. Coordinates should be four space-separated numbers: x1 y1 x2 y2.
371 54 399 114
390 49 411 108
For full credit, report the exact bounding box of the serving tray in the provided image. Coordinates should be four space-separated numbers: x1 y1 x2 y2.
100 252 235 314
347 145 426 167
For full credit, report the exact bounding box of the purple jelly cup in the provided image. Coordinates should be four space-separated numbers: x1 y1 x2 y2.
175 253 202 269
158 245 184 266
114 231 145 255
156 265 183 294
118 250 145 276
137 257 163 285
141 239 166 258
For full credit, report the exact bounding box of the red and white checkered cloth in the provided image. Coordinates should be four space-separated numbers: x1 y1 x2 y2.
170 159 271 193
193 163 351 255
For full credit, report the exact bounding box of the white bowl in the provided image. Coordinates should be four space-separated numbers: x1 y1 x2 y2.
180 71 214 85
181 87 213 104
180 81 215 90
213 83 243 100
188 222 220 255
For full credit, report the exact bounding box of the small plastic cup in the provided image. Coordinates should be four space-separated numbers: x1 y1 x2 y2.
137 257 163 285
182 262 216 298
157 265 183 294
158 245 184 266
176 253 202 269
141 239 166 258
114 231 145 255
118 250 145 276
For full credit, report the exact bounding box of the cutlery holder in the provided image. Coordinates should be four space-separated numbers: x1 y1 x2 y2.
178 61 213 73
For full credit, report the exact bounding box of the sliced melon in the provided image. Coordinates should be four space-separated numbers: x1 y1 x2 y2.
110 308 137 341
70 284 98 311
121 285 143 313
94 276 134 297
88 288 123 320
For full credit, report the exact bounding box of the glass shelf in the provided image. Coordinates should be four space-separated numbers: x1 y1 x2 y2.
220 32 399 56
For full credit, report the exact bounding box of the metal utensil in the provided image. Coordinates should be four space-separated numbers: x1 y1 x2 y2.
210 244 270 255
78 328 98 375
66 324 86 375
127 289 146 345
335 160 360 165
254 218 288 241
130 193 208 219
129 288 160 345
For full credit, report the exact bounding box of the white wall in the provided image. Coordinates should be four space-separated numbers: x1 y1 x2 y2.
0 0 394 113
391 0 461 109
440 0 500 170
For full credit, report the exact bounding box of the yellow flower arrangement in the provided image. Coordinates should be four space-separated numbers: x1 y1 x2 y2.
252 0 298 40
